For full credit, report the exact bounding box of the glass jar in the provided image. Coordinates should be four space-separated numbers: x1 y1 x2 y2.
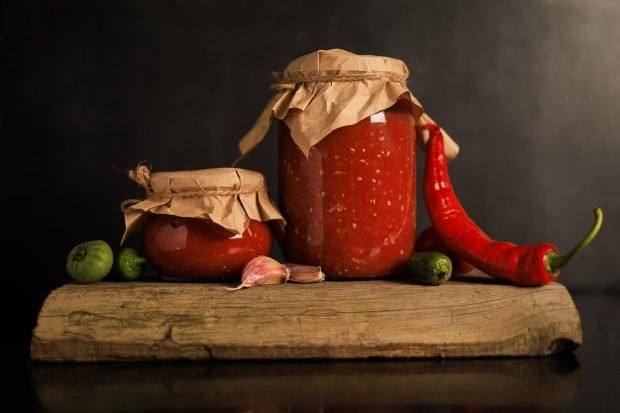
143 216 272 280
121 167 284 281
238 50 459 278
279 99 416 278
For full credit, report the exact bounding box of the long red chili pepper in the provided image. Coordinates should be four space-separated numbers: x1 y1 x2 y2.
422 123 602 286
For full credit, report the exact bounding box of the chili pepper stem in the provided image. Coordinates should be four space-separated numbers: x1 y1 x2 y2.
547 208 603 273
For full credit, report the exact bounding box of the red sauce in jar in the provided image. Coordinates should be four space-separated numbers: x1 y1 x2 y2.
279 100 416 278
143 215 272 280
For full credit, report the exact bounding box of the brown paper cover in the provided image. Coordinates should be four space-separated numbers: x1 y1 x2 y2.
238 49 459 160
121 166 284 243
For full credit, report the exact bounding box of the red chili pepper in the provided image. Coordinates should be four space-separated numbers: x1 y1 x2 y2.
422 123 602 286
417 226 476 275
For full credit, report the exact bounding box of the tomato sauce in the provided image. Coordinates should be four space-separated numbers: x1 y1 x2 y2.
279 100 416 278
143 215 272 280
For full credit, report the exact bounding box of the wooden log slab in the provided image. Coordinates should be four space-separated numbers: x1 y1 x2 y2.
31 275 582 361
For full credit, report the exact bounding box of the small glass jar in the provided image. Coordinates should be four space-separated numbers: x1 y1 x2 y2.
144 216 272 280
279 99 416 278
121 167 284 281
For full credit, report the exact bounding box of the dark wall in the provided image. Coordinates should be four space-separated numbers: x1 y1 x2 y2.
4 0 620 353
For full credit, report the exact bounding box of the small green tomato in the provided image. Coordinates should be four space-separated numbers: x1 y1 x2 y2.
407 251 453 286
66 240 114 284
115 247 146 281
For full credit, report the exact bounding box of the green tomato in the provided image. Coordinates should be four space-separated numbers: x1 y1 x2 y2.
115 247 146 281
407 251 453 286
66 240 113 284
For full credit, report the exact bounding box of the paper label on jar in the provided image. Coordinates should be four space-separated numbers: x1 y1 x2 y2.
236 49 459 162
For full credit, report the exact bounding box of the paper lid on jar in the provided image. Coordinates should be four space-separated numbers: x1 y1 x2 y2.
236 49 459 162
120 166 285 243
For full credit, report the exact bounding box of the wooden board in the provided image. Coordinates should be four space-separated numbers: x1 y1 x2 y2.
31 274 582 361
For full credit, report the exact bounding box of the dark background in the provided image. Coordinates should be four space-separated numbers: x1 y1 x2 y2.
3 0 620 356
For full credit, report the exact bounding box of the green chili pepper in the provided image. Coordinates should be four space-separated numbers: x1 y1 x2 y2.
115 247 146 281
66 240 114 284
407 251 453 285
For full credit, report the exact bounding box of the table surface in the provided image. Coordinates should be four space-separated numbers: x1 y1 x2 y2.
10 288 620 412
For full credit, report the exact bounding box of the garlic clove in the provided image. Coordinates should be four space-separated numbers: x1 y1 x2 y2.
227 255 290 291
285 264 325 284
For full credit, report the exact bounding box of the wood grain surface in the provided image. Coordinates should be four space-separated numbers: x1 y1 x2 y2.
31 274 582 361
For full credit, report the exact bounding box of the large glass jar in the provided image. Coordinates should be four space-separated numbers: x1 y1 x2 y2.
279 99 416 278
